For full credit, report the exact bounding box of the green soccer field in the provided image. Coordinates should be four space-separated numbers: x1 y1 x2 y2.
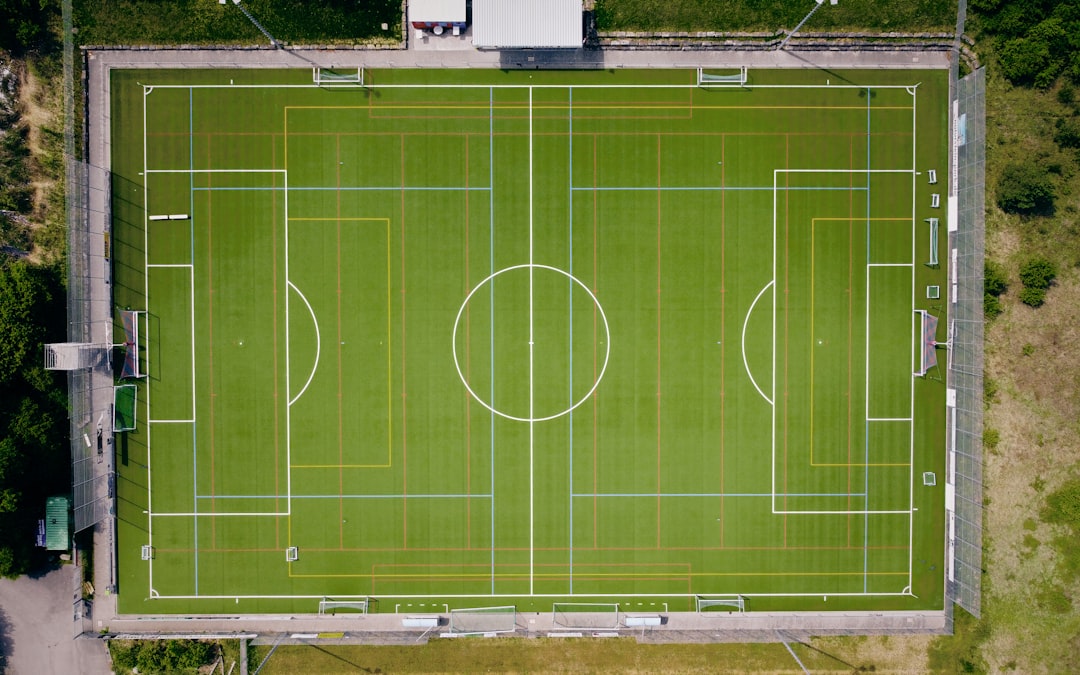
109 67 949 616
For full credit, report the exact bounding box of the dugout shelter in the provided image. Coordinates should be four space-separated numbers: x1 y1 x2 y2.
473 0 583 49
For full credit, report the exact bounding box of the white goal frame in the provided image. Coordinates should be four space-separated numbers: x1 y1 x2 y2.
551 602 620 629
318 597 369 615
447 605 517 635
697 66 748 87
312 66 365 86
696 595 746 614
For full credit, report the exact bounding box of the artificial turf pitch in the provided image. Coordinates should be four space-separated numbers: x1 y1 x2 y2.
109 67 949 615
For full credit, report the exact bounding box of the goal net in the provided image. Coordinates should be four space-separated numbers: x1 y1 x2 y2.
915 310 941 377
318 597 369 615
697 67 748 87
552 603 620 629
447 606 517 635
696 595 746 614
313 66 365 86
113 384 138 432
118 310 146 379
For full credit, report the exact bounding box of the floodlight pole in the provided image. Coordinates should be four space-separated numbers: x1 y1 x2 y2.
778 0 838 50
231 0 281 48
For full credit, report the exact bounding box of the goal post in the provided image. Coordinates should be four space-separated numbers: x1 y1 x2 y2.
696 595 746 614
447 605 517 635
318 597 369 615
697 66 748 87
313 66 365 86
551 602 620 629
118 309 147 379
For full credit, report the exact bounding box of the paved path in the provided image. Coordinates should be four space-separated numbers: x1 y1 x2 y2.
0 567 111 674
82 43 950 643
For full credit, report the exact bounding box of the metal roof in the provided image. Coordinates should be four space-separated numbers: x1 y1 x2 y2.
473 0 583 49
45 495 70 551
410 0 466 23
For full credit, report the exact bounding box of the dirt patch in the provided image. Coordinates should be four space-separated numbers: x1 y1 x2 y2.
811 634 933 672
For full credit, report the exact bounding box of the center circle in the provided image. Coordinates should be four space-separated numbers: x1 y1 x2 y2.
452 264 610 423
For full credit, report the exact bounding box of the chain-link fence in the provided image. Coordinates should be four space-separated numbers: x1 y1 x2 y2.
946 67 985 619
68 158 114 534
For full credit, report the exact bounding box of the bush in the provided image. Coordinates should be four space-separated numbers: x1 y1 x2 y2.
984 293 1003 318
1042 478 1080 527
1019 286 1048 307
984 261 1008 296
1019 257 1057 290
997 162 1055 215
1055 116 1080 148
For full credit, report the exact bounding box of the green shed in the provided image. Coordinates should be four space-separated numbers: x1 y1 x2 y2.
45 495 70 551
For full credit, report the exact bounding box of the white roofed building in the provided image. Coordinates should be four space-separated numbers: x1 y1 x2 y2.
472 0 583 49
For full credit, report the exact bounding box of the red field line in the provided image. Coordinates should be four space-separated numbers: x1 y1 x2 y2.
207 136 216 548
163 543 908 554
336 134 344 550
783 133 789 547
656 133 663 550
400 134 409 549
592 133 599 550
465 135 471 549
847 137 855 544
272 143 280 550
720 134 726 547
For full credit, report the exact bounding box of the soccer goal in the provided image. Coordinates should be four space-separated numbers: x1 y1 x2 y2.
118 309 147 379
925 218 940 267
552 602 620 629
915 310 941 378
318 597 369 615
313 66 365 86
696 595 747 614
697 66 748 87
447 606 517 635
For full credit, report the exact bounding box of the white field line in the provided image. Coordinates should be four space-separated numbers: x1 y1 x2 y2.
143 590 915 600
908 85 919 588
285 279 321 407
528 85 535 596
867 263 913 267
148 419 196 424
142 86 154 598
867 418 912 422
144 169 285 173
742 281 775 406
489 86 496 595
145 82 921 91
772 509 912 515
147 263 193 268
771 168 778 514
285 170 293 522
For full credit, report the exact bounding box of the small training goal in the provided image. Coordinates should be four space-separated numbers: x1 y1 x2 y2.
447 605 517 635
318 597 370 615
313 66 365 87
696 595 747 614
697 67 749 87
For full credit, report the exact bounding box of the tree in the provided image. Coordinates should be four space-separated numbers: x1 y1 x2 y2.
0 261 61 386
997 161 1056 215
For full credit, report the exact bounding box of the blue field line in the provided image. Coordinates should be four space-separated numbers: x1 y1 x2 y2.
568 86 574 594
864 86 872 594
570 186 869 192
571 492 868 498
189 87 198 597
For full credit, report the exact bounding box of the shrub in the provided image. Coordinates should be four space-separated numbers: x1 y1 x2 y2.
984 293 1003 318
1055 116 1080 148
1019 257 1057 289
997 162 1055 214
984 261 1008 296
1019 286 1047 307
1042 478 1080 527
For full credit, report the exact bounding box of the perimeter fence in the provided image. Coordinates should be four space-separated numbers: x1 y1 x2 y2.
946 66 985 620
